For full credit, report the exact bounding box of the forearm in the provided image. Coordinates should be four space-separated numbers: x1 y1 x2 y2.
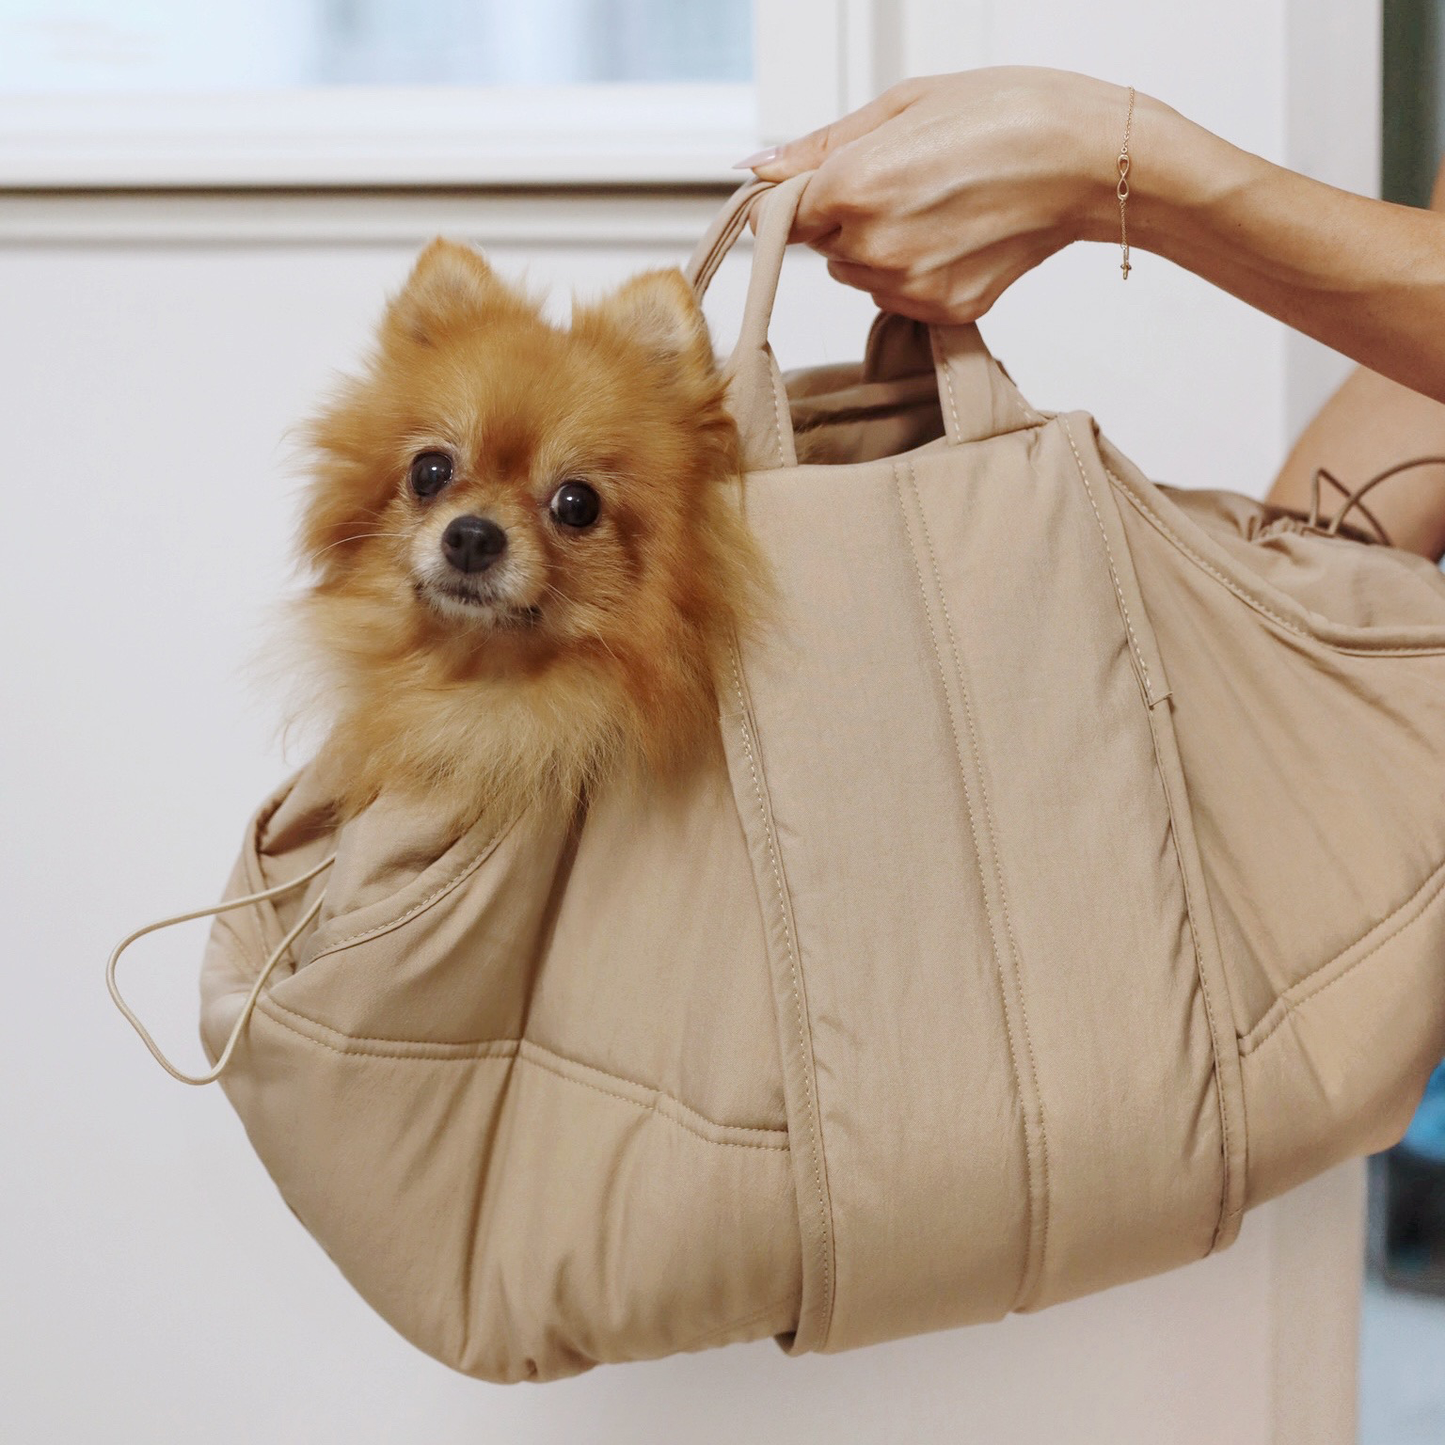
750 63 1445 526
1111 95 1445 405
1264 157 1445 560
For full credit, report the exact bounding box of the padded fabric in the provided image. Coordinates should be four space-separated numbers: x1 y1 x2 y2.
199 175 1445 1381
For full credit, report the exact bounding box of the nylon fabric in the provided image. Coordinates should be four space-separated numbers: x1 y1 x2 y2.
108 173 1445 1381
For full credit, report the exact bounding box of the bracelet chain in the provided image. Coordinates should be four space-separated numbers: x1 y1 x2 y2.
1117 85 1135 280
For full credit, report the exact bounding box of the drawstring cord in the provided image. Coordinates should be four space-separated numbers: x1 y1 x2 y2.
1307 455 1445 547
106 851 337 1086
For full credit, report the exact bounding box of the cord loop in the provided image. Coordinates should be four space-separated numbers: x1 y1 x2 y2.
106 850 337 1085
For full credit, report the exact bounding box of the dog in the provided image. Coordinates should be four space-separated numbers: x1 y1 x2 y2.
286 238 767 836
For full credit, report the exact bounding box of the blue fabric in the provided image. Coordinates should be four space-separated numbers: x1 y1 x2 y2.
1401 1060 1445 1163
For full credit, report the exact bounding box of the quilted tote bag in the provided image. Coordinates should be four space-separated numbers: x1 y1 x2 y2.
109 173 1445 1382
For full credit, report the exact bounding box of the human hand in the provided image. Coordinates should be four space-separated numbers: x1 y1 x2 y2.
739 68 1138 323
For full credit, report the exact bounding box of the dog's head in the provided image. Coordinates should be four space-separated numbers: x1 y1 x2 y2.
301 240 745 667
293 241 764 819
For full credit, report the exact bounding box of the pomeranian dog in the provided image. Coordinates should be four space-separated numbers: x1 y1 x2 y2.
288 238 766 835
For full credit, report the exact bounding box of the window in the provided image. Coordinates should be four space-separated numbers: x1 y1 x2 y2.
0 0 767 185
0 0 752 91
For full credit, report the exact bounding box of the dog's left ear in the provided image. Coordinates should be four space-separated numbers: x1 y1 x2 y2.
592 269 717 378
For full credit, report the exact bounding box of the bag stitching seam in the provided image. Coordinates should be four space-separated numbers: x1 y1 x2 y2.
259 993 789 1137
931 330 1046 441
727 649 836 1332
1239 852 1445 1055
252 1003 790 1150
1103 458 1445 656
1059 416 1239 1244
517 1043 789 1152
936 333 965 441
1060 420 1157 704
299 825 506 964
1148 714 1241 1240
768 350 788 467
897 457 1050 1307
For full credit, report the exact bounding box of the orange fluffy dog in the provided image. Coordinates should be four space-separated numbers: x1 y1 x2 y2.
290 239 766 834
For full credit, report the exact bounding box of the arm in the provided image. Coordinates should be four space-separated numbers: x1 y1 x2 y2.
746 71 1445 505
1265 162 1445 561
1124 97 1445 410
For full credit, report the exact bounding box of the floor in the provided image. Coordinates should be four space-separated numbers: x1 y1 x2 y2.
1359 1279 1445 1445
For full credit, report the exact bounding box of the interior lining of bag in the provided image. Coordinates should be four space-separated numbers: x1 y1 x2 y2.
792 396 942 433
784 363 948 467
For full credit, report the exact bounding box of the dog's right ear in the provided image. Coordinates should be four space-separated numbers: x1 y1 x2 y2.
383 238 512 346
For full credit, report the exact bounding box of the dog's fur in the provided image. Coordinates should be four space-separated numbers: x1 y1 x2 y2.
289 239 766 835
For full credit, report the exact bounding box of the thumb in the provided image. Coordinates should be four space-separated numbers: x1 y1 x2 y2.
738 81 921 180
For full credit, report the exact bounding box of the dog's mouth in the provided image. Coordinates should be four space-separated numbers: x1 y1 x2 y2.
415 578 543 628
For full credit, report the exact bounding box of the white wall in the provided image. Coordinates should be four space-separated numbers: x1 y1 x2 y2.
0 1 1379 1439
973 0 1379 490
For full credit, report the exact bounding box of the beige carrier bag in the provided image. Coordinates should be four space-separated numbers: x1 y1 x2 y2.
109 174 1445 1382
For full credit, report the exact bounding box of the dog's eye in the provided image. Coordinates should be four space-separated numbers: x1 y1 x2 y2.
549 480 601 530
409 451 454 499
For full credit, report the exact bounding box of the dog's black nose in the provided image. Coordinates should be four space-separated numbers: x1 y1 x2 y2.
441 515 507 573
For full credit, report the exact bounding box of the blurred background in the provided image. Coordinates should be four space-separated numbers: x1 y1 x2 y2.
0 1 1440 1441
0 0 755 88
1371 8 1445 1445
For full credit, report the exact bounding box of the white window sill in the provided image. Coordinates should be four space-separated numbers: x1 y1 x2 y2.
0 83 756 188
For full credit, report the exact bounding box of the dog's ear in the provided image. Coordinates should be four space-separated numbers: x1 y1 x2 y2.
384 238 513 346
589 268 717 379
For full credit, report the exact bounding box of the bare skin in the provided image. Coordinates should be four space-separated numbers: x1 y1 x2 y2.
1269 163 1445 560
745 68 1445 560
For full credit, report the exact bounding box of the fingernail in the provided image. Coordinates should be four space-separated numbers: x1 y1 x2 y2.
732 147 779 170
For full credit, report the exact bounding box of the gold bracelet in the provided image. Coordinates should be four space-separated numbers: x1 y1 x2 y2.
1117 86 1135 279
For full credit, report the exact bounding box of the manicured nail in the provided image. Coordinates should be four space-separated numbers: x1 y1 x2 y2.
732 147 779 170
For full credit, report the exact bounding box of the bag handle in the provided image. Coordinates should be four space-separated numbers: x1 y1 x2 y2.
686 175 1043 469
106 850 336 1085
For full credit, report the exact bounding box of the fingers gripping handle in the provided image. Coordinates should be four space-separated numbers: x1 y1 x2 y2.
688 174 1041 468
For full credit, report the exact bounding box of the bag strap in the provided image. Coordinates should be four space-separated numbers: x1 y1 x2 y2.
687 175 1043 469
688 173 808 468
684 175 772 296
106 850 336 1085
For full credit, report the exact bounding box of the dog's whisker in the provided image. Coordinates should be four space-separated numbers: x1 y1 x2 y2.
309 530 408 561
536 582 627 658
566 615 624 666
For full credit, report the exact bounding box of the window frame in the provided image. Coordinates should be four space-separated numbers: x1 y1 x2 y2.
0 82 755 188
